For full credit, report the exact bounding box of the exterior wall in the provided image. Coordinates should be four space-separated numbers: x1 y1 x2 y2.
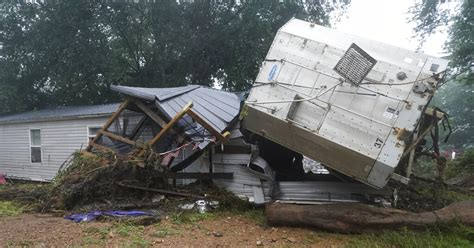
0 116 110 181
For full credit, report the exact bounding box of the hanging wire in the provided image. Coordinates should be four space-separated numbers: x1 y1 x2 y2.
246 82 343 105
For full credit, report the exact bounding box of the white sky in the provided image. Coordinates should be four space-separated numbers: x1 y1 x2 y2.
335 0 457 57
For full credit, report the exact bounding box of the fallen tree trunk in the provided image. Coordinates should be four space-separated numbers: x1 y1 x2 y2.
266 201 474 233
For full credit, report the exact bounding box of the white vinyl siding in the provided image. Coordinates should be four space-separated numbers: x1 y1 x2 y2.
0 117 110 181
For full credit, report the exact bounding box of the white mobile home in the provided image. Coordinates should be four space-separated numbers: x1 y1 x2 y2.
0 104 119 181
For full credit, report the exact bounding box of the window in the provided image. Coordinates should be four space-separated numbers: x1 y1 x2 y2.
88 126 101 142
30 129 42 163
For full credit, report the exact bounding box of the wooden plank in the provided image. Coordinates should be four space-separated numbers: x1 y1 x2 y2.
147 101 193 146
163 172 233 180
131 98 167 127
89 141 112 152
401 123 435 159
186 108 227 142
117 182 204 199
86 99 130 151
99 129 136 146
424 108 444 119
130 98 185 143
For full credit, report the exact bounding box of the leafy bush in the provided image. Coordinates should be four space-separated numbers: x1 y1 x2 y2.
446 149 474 179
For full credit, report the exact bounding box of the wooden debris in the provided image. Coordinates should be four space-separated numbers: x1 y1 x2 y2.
117 182 204 199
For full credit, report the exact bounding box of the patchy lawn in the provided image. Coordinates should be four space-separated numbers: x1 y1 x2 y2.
1 181 473 247
346 224 474 248
0 201 24 217
1 209 473 247
0 211 348 247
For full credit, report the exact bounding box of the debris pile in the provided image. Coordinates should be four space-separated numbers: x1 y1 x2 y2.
43 149 169 211
389 176 474 213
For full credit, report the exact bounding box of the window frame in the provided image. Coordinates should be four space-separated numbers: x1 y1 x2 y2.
29 128 42 164
87 125 102 143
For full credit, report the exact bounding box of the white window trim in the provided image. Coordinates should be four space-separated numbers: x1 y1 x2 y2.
29 128 42 164
87 125 102 144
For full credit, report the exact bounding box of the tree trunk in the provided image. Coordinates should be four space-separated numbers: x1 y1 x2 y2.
266 201 474 233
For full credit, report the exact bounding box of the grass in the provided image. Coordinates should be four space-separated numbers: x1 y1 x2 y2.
0 201 24 217
168 207 266 226
82 222 151 247
151 225 180 238
170 210 216 225
5 240 35 247
345 224 474 248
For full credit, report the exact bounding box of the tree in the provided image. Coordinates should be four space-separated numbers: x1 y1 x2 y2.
0 0 350 114
431 80 474 149
410 0 473 83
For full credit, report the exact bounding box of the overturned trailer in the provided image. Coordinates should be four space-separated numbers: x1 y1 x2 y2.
242 18 448 188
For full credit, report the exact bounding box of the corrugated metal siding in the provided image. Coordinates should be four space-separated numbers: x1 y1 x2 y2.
0 117 110 181
111 85 241 134
110 85 200 102
213 163 271 202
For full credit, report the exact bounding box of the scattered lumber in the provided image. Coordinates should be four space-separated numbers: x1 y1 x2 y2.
266 201 474 233
117 182 204 199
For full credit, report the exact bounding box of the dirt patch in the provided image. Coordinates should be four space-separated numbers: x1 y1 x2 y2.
0 213 348 247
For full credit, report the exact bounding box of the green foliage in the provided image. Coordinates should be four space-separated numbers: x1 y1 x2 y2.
170 210 216 225
345 224 474 248
446 0 474 84
410 0 474 82
152 225 180 238
0 0 349 114
446 148 474 178
0 200 24 216
409 0 451 47
82 222 151 247
392 176 473 212
431 80 474 149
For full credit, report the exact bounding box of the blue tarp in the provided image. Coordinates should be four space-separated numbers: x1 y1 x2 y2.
64 210 153 223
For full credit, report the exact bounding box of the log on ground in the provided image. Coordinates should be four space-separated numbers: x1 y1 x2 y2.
266 201 474 233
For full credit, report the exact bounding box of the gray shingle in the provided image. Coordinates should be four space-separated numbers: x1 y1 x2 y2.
0 103 119 124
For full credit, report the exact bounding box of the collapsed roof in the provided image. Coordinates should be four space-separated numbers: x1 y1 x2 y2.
111 85 240 132
110 84 241 148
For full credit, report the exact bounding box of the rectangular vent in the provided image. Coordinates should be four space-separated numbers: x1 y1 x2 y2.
334 43 377 85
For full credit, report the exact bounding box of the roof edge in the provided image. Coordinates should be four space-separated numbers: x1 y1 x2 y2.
0 113 114 125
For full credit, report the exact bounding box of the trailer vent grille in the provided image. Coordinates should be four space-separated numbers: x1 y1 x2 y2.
334 43 377 86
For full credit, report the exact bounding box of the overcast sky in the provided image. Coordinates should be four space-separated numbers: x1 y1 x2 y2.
335 0 457 57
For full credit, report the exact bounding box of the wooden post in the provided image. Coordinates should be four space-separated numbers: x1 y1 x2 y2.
401 123 434 159
130 98 185 143
88 142 112 152
186 108 228 143
86 99 130 151
147 101 193 147
99 129 136 146
131 98 167 127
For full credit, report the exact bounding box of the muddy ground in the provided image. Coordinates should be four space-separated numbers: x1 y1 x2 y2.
0 212 347 247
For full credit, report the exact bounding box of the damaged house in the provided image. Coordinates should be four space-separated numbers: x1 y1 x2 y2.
1 18 447 207
83 18 447 204
0 104 119 181
82 84 387 204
